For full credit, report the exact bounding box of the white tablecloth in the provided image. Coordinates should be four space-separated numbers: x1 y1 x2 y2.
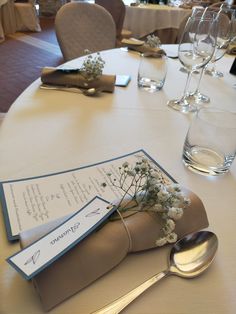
0 0 40 43
123 4 191 38
0 46 236 314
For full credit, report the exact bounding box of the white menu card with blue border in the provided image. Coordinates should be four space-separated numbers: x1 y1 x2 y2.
0 149 175 241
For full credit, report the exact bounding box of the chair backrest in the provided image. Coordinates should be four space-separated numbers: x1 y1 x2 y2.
55 2 116 61
95 0 125 38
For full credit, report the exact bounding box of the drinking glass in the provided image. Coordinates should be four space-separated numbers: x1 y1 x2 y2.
168 15 217 113
182 107 236 176
138 52 167 92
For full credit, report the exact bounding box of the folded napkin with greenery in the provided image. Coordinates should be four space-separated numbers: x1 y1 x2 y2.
41 52 116 93
20 159 208 311
121 35 166 55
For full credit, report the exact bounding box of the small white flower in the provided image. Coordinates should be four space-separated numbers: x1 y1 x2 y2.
168 207 183 220
153 203 165 212
166 232 178 243
167 184 181 193
149 168 157 176
157 189 169 202
171 199 181 207
146 35 161 48
164 219 175 234
148 178 159 187
156 237 167 246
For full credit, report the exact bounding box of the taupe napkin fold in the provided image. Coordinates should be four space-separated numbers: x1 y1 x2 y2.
130 45 166 55
179 1 210 8
20 188 208 311
121 38 166 55
41 67 116 93
228 44 236 55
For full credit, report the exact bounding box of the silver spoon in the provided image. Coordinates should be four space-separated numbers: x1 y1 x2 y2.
92 231 218 314
40 84 101 96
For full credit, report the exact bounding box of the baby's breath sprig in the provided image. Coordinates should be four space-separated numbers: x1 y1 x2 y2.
80 49 105 81
146 35 161 48
102 158 190 247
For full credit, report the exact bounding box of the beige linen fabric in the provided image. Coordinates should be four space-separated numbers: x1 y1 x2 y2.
41 67 116 93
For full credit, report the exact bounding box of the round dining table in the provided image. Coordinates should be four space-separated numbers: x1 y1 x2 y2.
0 46 236 314
123 3 191 42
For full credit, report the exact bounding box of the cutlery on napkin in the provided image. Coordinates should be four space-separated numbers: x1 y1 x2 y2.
41 67 116 93
20 188 208 311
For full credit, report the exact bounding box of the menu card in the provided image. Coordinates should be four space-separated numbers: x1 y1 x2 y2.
0 149 175 241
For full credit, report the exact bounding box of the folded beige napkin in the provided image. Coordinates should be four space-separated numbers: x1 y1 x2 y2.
121 38 166 55
179 3 193 9
41 67 116 93
227 44 236 55
20 188 208 311
179 1 210 8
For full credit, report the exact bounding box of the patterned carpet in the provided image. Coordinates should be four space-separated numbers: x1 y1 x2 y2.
0 18 63 113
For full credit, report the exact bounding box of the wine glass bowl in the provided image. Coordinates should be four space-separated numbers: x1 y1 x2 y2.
205 8 235 77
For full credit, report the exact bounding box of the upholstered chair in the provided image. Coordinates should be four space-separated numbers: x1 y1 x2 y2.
55 2 116 61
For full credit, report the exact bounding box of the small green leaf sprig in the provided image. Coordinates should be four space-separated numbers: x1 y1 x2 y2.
146 35 161 48
103 158 190 247
80 49 105 81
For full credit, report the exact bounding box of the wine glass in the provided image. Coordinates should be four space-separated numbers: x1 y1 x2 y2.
168 15 217 113
186 9 215 104
205 8 235 78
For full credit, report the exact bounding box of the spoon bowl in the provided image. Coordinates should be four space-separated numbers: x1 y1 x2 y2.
169 231 218 278
92 231 218 314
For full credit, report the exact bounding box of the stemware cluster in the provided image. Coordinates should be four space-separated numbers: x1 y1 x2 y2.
167 6 236 113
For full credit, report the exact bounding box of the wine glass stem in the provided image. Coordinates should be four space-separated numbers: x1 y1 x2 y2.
211 62 216 74
194 67 204 94
181 71 192 100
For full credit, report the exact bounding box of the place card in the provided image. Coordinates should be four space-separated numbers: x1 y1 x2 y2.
7 196 116 280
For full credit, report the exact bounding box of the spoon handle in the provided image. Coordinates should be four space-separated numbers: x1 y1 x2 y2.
40 84 84 94
92 270 168 314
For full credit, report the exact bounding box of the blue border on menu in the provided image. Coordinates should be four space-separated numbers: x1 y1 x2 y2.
0 149 176 241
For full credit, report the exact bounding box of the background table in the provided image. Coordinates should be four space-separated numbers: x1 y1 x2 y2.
0 0 40 43
0 0 17 43
0 46 236 314
123 4 191 42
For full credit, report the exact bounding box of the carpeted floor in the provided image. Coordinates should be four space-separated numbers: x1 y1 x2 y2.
0 18 63 113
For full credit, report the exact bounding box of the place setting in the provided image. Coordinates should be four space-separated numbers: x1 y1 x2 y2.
1 149 217 312
1 2 236 314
